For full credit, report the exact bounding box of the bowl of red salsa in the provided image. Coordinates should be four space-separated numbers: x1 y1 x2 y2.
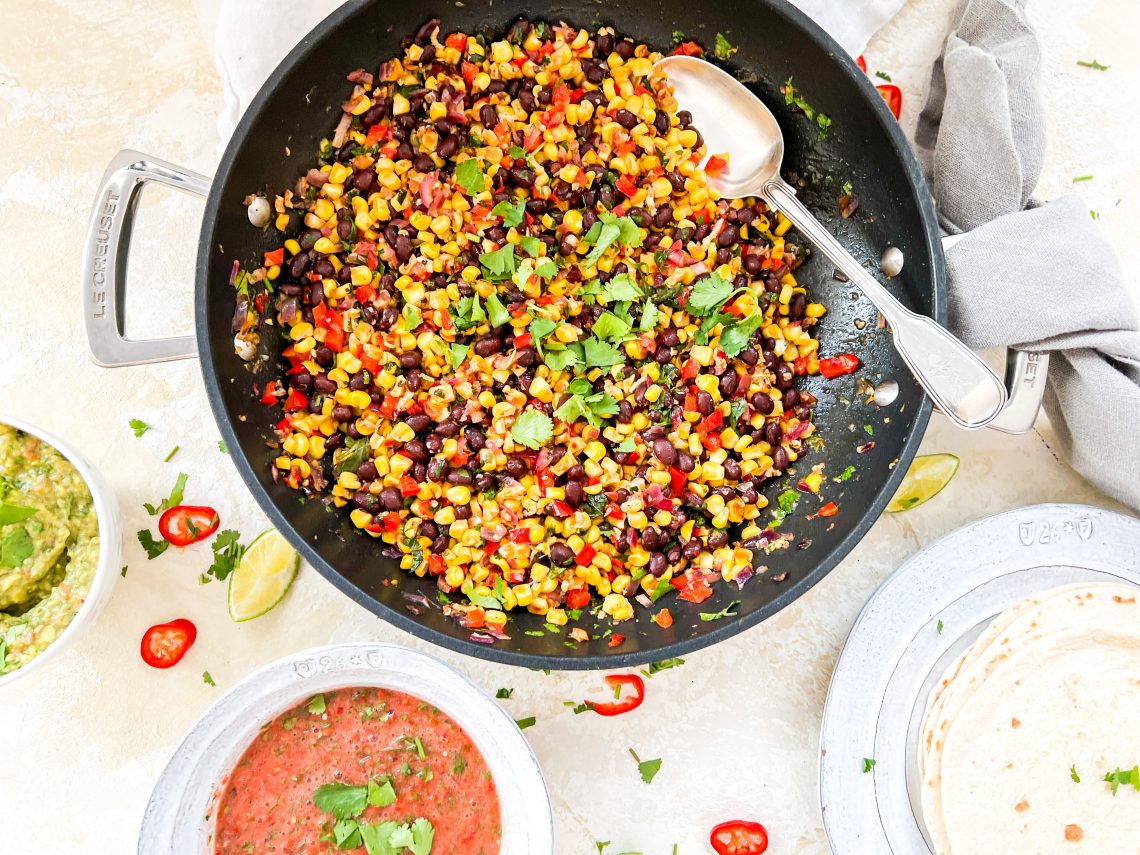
139 643 552 854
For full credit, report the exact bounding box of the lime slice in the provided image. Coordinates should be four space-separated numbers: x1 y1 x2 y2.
228 529 299 621
886 453 960 513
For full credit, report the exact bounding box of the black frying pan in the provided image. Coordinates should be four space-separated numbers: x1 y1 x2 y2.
84 0 942 669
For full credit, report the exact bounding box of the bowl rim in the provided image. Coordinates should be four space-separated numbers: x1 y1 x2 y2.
0 415 121 689
139 641 554 854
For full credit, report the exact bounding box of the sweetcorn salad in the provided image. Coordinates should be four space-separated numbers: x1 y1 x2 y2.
233 19 827 635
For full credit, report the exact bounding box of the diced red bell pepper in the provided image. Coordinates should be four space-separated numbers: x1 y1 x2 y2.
513 332 533 350
817 501 839 518
483 540 500 556
672 573 713 604
615 174 638 197
428 554 446 575
263 247 285 267
283 390 309 412
705 155 728 177
462 607 486 629
876 83 902 119
355 283 377 302
323 325 345 353
259 381 278 405
585 674 644 716
818 353 860 379
461 61 478 87
575 544 597 566
652 608 673 629
365 123 389 146
381 512 401 533
378 394 400 420
312 302 337 329
547 500 573 518
698 410 723 435
445 32 468 51
670 41 704 56
669 466 687 497
681 358 699 381
566 588 591 610
608 633 625 648
399 475 420 497
508 527 531 544
523 127 543 152
702 432 722 452
606 503 624 523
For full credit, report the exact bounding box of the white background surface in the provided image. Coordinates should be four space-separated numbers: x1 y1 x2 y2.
1 0 1137 852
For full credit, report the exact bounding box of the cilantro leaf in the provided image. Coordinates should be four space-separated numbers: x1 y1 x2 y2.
144 472 188 516
529 317 557 340
450 294 486 331
582 213 641 266
0 503 37 526
603 274 642 301
1070 764 1080 783
334 817 363 849
333 436 371 478
835 465 855 482
202 671 215 686
409 817 435 855
534 258 558 280
129 418 151 438
367 777 397 807
639 300 659 332
0 527 33 568
614 437 636 453
770 488 799 525
307 693 327 715
582 336 625 367
401 303 421 332
686 273 737 317
713 33 736 59
510 410 553 449
593 311 632 342
454 158 485 195
479 245 516 280
728 399 747 428
312 782 369 819
1104 766 1140 795
695 311 733 346
629 748 662 784
718 312 765 358
360 821 400 855
646 657 685 675
496 687 514 699
517 235 542 257
863 758 876 773
136 529 169 560
448 342 470 368
699 600 741 621
515 716 537 729
543 344 583 371
491 197 525 227
485 291 511 327
205 530 246 582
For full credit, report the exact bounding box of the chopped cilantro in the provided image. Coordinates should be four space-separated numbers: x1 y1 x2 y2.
718 312 765 358
614 437 636 453
479 245 517 280
581 212 641 266
592 310 632 342
639 300 659 332
307 693 327 715
602 274 642 301
515 716 537 729
686 273 737 317
1073 174 1094 182
582 336 625 367
629 747 662 783
874 70 892 82
496 687 514 699
401 303 421 331
863 758 876 773
448 342 470 368
699 600 741 621
1104 766 1140 795
485 291 511 328
713 32 736 59
937 620 944 635
163 445 180 462
202 671 215 686
217 440 229 454
129 418 151 438
205 530 245 582
491 197 525 227
368 777 397 807
835 465 856 482
454 158 485 195
450 294 486 331
1070 764 1081 783
137 529 168 560
770 488 799 525
1077 59 1109 71
646 657 685 675
517 235 542 257
144 472 188 516
510 410 553 449
312 782 369 819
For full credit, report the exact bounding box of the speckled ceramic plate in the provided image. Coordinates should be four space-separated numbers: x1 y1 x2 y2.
818 503 1140 853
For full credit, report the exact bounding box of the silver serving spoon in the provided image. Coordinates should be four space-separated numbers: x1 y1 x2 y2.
654 55 1007 430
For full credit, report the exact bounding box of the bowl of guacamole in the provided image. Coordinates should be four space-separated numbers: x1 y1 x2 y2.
0 418 120 685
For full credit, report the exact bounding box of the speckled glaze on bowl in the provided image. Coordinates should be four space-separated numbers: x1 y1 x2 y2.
0 415 121 690
139 642 554 854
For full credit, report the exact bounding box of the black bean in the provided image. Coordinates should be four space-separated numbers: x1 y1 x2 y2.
405 369 423 392
723 459 741 482
718 223 738 247
405 414 431 433
430 534 450 554
473 336 501 357
427 457 447 480
564 480 583 508
455 505 472 521
707 531 729 549
425 434 443 454
743 253 762 276
380 486 402 511
614 39 634 59
413 17 438 44
789 292 807 319
465 427 485 450
682 539 701 560
773 446 789 471
720 372 739 397
783 389 799 409
353 459 377 481
436 421 459 437
740 346 759 366
775 363 795 390
474 472 495 492
313 374 337 395
353 490 381 514
525 197 547 215
325 432 344 451
395 233 413 262
653 111 670 135
549 542 575 567
652 438 677 466
446 469 473 486
695 390 715 416
614 109 638 129
764 421 783 445
617 400 633 424
505 457 528 478
595 32 613 56
509 166 535 188
292 371 313 392
403 440 429 462
419 520 439 540
479 104 498 128
399 351 423 369
437 134 459 159
331 404 353 422
518 88 536 112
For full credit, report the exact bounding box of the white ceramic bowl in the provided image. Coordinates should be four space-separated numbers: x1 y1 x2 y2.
140 642 554 854
0 415 121 689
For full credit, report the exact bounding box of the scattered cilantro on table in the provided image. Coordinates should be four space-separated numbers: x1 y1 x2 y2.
629 748 662 784
129 419 151 438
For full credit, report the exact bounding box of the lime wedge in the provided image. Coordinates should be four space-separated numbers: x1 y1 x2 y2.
886 453 960 513
228 529 299 621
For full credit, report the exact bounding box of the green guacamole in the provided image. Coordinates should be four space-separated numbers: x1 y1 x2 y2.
0 425 99 674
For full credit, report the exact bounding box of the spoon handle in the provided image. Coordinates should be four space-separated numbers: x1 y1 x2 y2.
760 179 1007 430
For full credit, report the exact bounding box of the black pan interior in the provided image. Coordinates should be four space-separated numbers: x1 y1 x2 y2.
197 0 942 668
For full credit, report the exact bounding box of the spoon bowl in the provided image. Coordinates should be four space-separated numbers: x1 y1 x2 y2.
654 55 1008 430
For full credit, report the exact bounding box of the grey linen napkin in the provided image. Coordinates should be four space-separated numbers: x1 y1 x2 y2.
915 0 1140 510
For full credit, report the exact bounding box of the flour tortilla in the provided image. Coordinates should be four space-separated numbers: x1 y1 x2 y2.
919 583 1140 854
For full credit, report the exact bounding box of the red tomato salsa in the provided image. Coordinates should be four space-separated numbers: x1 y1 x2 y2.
213 687 502 854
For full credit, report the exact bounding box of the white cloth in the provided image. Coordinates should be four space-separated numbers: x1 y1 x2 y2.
790 0 907 55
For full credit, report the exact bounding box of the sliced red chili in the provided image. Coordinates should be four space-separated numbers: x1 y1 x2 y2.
158 505 219 547
140 618 197 669
856 54 868 73
586 674 644 716
818 353 860 379
876 83 902 119
710 820 769 855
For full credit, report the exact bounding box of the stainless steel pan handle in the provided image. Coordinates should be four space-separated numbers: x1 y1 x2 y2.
82 150 210 367
938 234 1048 434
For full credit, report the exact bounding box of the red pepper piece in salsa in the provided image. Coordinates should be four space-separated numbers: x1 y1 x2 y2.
158 505 220 547
818 353 860 379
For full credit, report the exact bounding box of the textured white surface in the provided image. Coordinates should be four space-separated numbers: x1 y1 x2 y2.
0 1 1136 853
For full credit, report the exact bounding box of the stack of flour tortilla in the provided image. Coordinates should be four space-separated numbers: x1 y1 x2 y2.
919 582 1140 853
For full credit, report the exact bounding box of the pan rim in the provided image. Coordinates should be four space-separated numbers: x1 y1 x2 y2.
196 0 939 670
